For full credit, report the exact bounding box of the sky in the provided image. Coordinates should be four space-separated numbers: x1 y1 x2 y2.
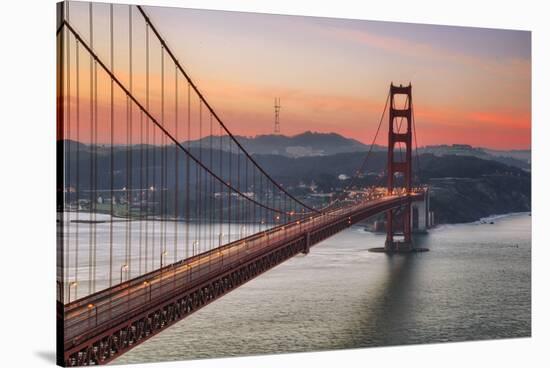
63 2 531 150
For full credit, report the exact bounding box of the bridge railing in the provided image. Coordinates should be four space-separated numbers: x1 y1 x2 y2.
64 206 340 343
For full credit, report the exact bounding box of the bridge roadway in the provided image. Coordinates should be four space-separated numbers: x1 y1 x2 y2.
62 191 423 365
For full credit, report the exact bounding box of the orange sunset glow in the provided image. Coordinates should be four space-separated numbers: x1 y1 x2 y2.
62 3 531 150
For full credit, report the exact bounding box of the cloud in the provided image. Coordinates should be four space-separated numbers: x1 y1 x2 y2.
318 26 530 79
468 110 531 129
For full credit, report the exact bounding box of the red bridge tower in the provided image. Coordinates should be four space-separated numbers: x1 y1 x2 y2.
386 83 413 252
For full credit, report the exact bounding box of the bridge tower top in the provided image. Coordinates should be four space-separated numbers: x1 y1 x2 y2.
387 82 412 195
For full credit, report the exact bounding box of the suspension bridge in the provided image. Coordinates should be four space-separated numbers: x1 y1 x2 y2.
57 2 429 366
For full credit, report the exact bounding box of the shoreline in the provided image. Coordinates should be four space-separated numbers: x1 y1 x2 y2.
429 211 531 231
361 211 531 234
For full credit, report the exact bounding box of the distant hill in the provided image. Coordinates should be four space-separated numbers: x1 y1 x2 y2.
63 135 530 170
59 137 531 224
58 132 532 224
184 131 381 158
420 144 531 170
184 135 531 169
484 148 531 163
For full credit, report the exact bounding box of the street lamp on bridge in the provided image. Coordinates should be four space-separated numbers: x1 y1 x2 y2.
120 264 128 284
160 250 168 268
87 303 98 327
68 281 78 303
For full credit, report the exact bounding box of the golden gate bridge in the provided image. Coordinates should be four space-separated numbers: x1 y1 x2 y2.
57 2 428 365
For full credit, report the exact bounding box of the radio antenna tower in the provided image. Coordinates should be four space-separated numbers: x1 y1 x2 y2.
274 97 281 134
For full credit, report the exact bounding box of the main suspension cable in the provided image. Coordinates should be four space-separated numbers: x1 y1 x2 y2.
59 20 297 216
135 5 319 214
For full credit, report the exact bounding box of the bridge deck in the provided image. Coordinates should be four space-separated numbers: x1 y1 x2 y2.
62 193 423 365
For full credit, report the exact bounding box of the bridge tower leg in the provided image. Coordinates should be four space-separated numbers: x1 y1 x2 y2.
385 83 413 252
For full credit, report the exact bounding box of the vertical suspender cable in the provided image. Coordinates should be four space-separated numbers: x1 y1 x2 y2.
137 10 143 275
209 113 214 264
199 101 203 254
237 127 241 240
57 0 65 305
92 50 98 293
65 3 71 303
186 83 191 258
174 65 179 263
228 139 232 243
87 2 94 296
144 22 149 273
218 124 222 246
109 3 114 288
75 37 80 299
127 4 133 279
139 108 143 275
151 32 156 272
194 101 199 254
161 45 166 267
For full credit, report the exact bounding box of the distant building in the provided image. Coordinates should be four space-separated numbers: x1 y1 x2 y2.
309 181 318 192
309 193 333 198
451 144 473 149
285 146 325 157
